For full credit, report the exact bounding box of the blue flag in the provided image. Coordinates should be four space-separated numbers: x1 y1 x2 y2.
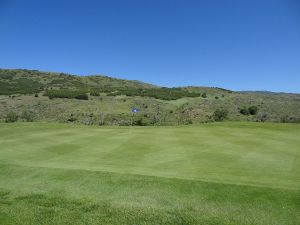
132 108 139 113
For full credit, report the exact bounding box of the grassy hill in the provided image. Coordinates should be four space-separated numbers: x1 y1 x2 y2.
0 68 300 125
0 122 299 225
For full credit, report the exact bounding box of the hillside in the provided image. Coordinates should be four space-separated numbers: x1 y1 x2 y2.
0 68 300 125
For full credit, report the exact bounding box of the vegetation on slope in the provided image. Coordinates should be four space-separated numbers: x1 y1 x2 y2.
0 68 300 125
0 69 199 100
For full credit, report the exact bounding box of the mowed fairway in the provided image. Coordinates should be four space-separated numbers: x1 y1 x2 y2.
0 122 299 225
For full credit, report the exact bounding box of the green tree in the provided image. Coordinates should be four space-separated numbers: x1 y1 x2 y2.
240 107 249 115
213 109 228 121
248 106 258 115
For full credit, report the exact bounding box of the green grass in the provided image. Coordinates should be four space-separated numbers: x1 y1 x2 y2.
0 122 299 224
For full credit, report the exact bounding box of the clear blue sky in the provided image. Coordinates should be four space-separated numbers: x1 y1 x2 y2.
0 0 299 92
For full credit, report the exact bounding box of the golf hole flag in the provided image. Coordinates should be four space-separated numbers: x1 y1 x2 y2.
132 108 140 113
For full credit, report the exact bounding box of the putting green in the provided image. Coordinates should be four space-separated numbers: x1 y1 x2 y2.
0 122 299 225
0 122 299 189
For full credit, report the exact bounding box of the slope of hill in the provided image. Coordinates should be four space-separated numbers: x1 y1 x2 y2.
0 68 300 125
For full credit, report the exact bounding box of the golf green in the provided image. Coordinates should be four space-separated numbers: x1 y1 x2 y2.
0 122 299 224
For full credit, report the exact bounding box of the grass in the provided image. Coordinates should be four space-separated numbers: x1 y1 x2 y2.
0 122 299 224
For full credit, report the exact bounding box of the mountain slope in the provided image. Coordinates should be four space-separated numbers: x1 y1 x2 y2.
0 68 300 125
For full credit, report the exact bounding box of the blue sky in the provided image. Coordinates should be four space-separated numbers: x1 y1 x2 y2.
0 0 299 92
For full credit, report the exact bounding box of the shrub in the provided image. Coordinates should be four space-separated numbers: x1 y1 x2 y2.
213 109 228 121
202 93 207 98
45 90 88 100
67 117 77 122
5 111 18 123
21 110 35 122
258 113 268 122
240 107 249 115
90 90 100 96
248 106 258 115
280 115 300 123
75 94 88 100
107 87 200 100
34 93 39 97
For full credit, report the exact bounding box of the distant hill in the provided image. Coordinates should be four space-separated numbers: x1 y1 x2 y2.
0 68 300 125
0 68 155 94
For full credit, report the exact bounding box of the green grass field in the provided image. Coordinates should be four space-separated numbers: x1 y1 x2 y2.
0 122 299 225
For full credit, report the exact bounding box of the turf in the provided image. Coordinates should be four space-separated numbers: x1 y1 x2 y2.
0 122 299 224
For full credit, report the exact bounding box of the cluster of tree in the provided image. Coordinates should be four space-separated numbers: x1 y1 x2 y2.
0 78 42 95
106 87 200 100
240 106 259 115
45 90 88 100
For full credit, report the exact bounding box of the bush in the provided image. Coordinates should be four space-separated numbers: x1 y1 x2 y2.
258 113 268 122
90 90 100 96
240 107 249 115
213 109 228 121
280 115 300 123
75 94 88 100
240 106 258 115
67 117 77 122
21 110 35 122
34 93 39 97
5 111 18 123
107 87 200 100
248 106 258 115
45 90 88 100
202 93 207 98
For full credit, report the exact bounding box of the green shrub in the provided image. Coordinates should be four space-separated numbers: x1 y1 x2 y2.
240 107 249 115
67 117 77 122
202 93 207 98
45 90 88 100
75 94 88 100
280 115 300 123
90 90 100 96
258 113 268 122
248 106 258 115
5 111 18 123
213 109 228 121
21 110 35 122
107 87 200 100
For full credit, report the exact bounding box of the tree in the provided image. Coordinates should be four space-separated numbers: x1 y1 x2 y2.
248 106 258 115
213 109 228 121
240 107 249 115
